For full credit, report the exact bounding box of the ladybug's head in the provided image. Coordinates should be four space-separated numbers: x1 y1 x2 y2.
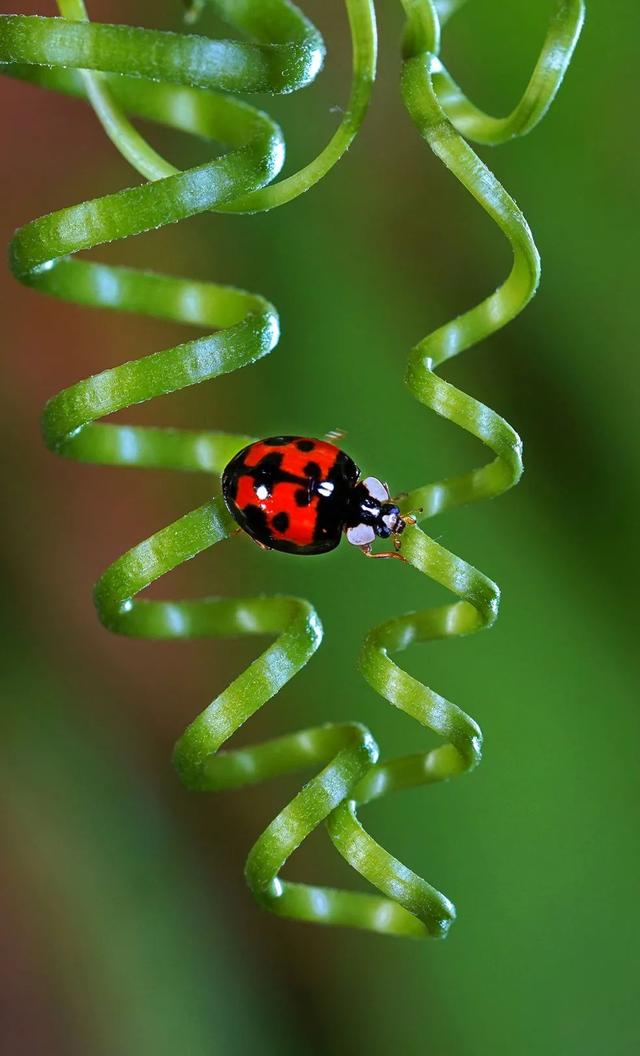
375 501 406 539
345 477 408 548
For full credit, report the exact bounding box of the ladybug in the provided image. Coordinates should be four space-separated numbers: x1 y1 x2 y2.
222 435 414 558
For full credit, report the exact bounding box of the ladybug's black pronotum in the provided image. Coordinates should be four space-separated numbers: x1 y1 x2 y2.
222 436 414 557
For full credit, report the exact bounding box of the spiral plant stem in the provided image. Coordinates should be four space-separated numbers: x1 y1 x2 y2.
0 0 583 937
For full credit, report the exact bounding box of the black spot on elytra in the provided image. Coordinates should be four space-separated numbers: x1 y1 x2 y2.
304 461 321 479
295 488 311 507
258 452 284 472
296 439 315 452
243 504 269 536
272 511 290 534
253 452 284 491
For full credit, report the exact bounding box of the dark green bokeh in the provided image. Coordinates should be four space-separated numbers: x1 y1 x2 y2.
1 1 638 1053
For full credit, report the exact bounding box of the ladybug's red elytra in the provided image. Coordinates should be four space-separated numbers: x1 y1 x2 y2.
222 436 415 558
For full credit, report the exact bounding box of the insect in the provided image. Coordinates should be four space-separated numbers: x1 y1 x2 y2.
222 436 415 558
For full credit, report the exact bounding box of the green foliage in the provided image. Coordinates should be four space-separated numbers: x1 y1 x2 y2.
0 0 582 938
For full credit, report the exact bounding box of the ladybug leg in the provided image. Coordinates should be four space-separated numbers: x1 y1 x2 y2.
359 544 408 564
228 525 267 548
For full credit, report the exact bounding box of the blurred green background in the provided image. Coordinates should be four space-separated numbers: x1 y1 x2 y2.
2 1 638 1053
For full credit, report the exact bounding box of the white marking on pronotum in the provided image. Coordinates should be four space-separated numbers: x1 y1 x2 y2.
317 481 334 498
362 476 389 501
347 523 376 546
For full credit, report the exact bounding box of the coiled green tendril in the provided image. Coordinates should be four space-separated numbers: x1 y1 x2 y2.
0 0 583 938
